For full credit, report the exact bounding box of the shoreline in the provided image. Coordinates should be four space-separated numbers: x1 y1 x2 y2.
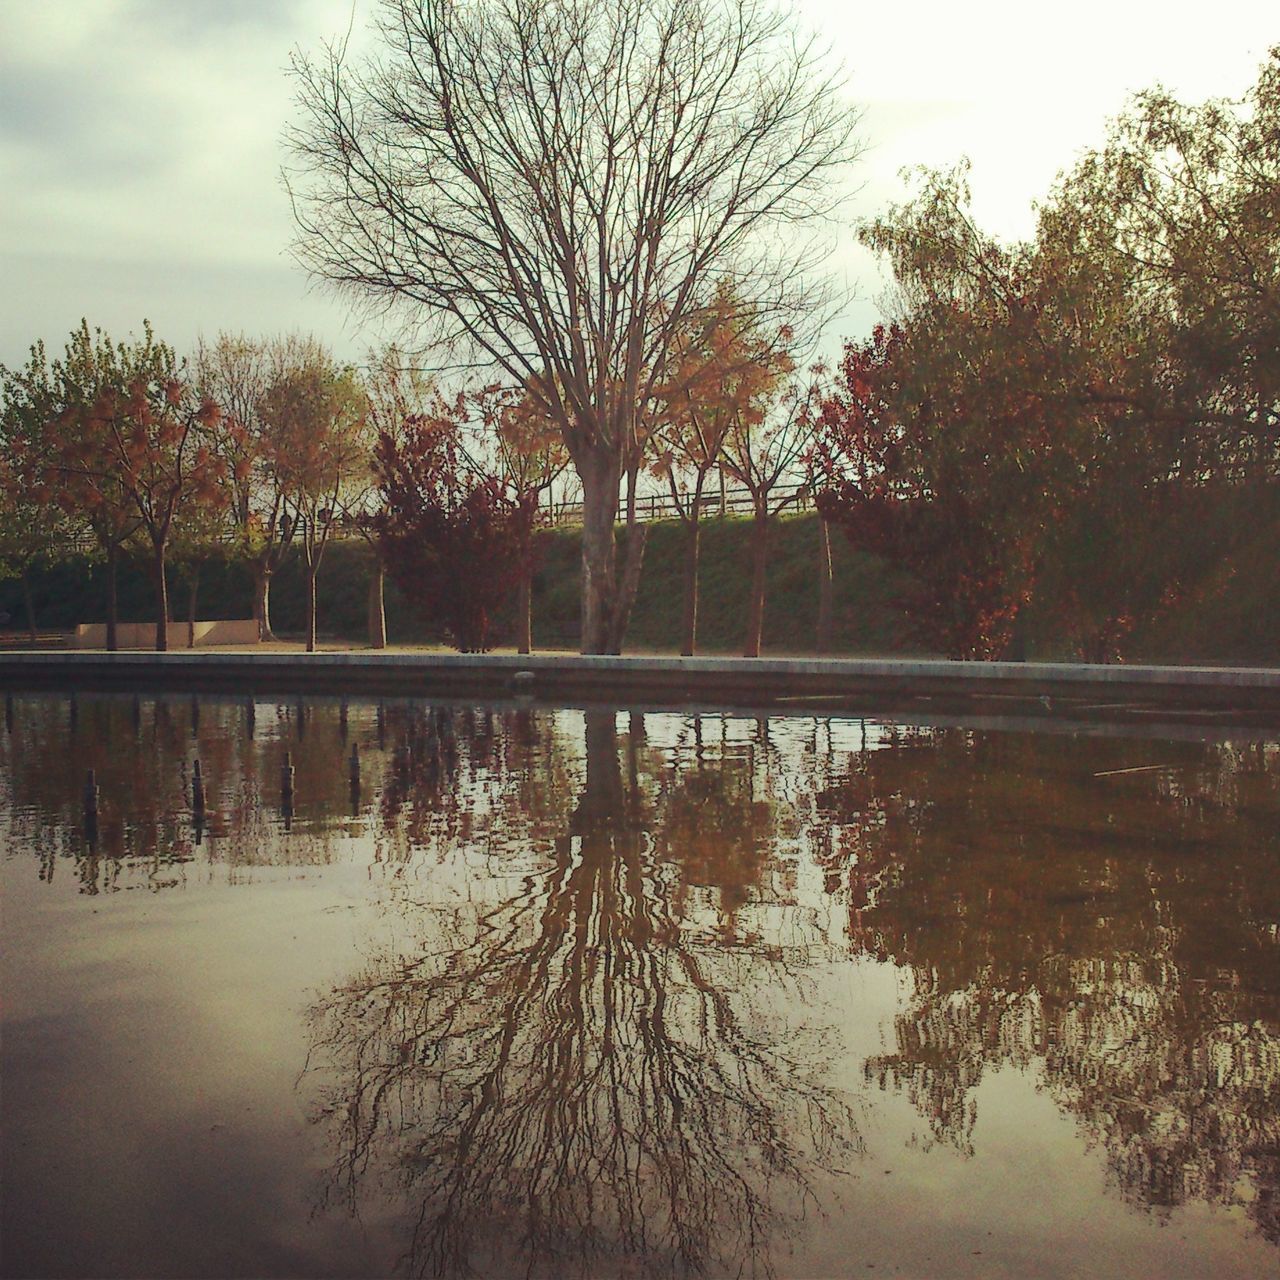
2 649 1278 732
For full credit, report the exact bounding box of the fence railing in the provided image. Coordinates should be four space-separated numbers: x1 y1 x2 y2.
545 482 813 526
49 482 816 558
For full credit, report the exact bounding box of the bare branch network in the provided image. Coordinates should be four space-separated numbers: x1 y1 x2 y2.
285 0 862 462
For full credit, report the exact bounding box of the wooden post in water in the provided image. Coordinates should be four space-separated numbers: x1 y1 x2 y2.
281 751 295 830
83 768 99 847
191 758 206 844
4 692 12 735
339 697 348 740
348 741 361 813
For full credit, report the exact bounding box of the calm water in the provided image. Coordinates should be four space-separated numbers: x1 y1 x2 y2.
1 694 1277 1280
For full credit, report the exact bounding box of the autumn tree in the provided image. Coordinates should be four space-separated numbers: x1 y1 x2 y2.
197 333 329 641
718 341 809 657
287 0 860 653
348 345 447 649
816 163 1125 659
822 52 1280 661
1030 51 1280 654
167 493 232 648
374 395 536 652
1040 49 1279 482
260 353 368 653
813 318 1050 659
650 292 788 655
479 380 570 653
7 326 145 649
51 323 228 651
0 345 81 643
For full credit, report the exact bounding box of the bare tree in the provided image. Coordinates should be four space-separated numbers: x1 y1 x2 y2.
196 334 330 641
721 376 817 657
286 0 861 653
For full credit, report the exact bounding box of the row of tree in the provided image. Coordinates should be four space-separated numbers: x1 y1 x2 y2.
0 327 551 652
1 306 827 655
283 0 1276 662
5 0 1275 660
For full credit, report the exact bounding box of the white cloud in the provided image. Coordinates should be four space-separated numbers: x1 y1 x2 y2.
1 0 1275 370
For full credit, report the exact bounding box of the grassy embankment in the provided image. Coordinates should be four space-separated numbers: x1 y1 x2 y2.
3 509 1277 663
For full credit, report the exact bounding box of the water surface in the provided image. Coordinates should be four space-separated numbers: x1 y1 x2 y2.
2 694 1277 1279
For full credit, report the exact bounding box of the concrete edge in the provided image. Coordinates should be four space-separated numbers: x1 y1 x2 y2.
2 650 1279 729
0 655 1274 686
1 650 1278 687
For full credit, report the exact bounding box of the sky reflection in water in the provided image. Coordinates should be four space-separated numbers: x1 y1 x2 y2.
1 694 1277 1279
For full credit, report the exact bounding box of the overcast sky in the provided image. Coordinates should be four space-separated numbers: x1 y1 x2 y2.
1 0 1275 375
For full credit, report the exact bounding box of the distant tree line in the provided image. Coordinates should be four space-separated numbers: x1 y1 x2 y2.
0 328 576 652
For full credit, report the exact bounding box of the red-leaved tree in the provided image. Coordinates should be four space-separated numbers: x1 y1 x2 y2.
813 323 1049 660
375 398 537 652
49 323 230 651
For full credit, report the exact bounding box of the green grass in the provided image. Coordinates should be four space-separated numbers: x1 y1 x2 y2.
3 506 1275 662
523 513 916 655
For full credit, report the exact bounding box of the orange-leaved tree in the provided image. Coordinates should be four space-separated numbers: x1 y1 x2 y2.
261 351 368 653
651 293 791 655
45 321 230 651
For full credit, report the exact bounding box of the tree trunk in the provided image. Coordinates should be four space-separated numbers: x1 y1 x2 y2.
253 565 273 642
516 564 532 655
625 459 639 527
153 543 169 652
187 567 201 649
816 514 834 654
305 564 318 653
367 559 387 649
743 511 769 658
20 568 37 647
681 513 701 656
579 450 621 654
608 522 648 655
105 545 119 652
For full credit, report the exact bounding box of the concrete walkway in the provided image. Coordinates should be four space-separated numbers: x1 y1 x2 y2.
1 649 1277 728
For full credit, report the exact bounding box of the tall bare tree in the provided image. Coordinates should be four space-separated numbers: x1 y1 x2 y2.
286 0 860 653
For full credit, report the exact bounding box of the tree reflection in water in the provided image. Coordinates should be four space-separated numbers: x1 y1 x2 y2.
5 695 1277 1265
307 711 860 1280
814 728 1280 1243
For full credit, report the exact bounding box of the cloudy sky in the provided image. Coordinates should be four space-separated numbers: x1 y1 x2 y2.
1 0 1275 374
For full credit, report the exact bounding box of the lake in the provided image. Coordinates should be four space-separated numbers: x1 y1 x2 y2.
2 693 1277 1279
